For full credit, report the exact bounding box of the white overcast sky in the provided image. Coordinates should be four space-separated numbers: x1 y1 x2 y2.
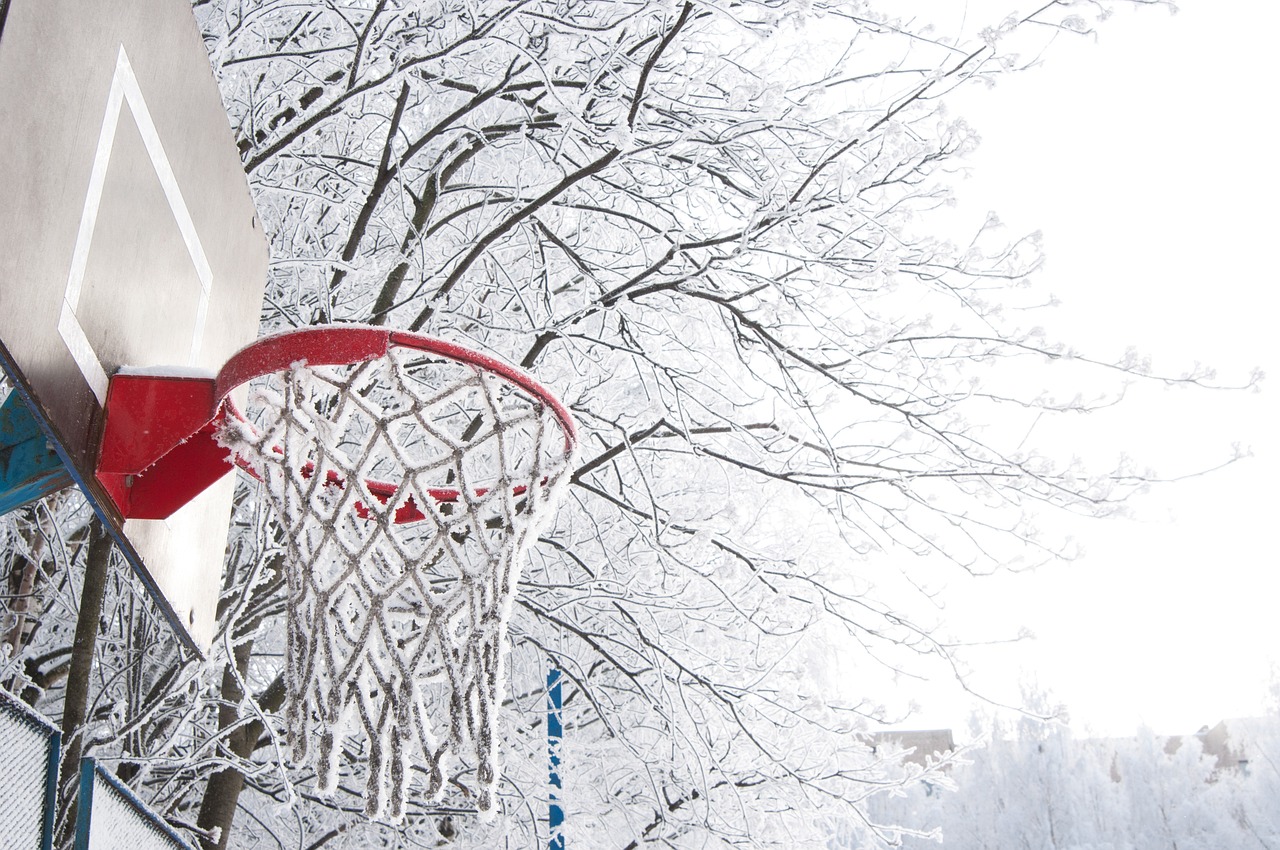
865 0 1279 737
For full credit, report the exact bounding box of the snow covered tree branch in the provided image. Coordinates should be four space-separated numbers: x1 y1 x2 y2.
0 0 1233 847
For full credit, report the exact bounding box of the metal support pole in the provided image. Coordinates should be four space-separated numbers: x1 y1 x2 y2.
548 666 564 850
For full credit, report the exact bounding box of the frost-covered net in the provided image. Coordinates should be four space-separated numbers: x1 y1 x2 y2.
0 688 57 849
220 346 574 819
81 761 194 850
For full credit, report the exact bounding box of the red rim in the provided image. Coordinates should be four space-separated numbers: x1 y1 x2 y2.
215 326 577 453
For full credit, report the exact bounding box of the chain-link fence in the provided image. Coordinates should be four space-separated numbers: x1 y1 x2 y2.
74 759 194 850
0 688 60 850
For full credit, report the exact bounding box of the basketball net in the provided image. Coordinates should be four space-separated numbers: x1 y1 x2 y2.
219 345 574 820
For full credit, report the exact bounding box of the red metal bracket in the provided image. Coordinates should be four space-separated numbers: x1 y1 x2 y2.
95 374 229 519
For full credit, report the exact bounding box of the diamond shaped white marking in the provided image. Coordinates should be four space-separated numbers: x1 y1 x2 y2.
59 45 214 404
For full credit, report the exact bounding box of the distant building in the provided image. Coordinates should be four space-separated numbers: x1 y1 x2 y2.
1178 718 1274 777
867 729 957 768
879 718 1278 784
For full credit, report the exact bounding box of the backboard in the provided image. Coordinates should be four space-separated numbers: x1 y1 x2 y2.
0 0 267 655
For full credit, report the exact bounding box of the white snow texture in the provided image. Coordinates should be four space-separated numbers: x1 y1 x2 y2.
0 690 56 848
83 767 194 850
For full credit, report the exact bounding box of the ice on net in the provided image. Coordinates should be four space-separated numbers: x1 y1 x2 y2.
219 348 573 820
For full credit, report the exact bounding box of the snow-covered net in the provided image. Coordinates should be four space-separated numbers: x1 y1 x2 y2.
78 760 194 850
220 345 574 820
0 688 58 849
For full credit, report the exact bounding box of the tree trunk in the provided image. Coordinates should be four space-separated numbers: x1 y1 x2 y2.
196 640 286 850
58 519 112 846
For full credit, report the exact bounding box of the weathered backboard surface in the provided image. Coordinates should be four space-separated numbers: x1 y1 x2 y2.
0 0 267 654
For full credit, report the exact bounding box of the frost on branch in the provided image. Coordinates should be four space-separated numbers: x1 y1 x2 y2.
218 349 574 820
172 0 1229 844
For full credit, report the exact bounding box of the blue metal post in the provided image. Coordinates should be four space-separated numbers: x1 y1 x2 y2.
0 390 73 515
548 666 564 850
42 729 61 850
73 757 97 850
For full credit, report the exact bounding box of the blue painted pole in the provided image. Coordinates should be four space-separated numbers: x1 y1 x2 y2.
42 729 61 850
73 757 97 850
0 391 73 516
548 666 564 850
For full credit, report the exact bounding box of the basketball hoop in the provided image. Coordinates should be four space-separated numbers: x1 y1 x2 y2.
95 327 577 819
216 328 576 819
